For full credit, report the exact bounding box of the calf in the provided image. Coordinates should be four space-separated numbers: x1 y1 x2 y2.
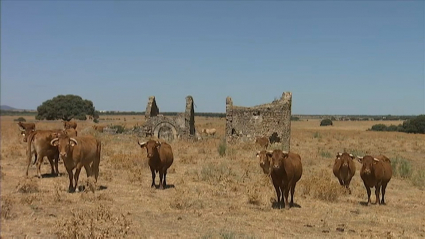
255 136 269 150
333 152 356 194
138 139 174 189
51 134 101 193
256 150 302 209
357 155 392 205
92 125 106 132
202 128 216 136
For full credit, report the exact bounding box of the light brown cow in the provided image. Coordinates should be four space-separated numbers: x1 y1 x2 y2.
357 155 392 205
51 134 101 193
202 128 216 136
92 125 106 132
24 129 62 177
333 152 356 194
256 150 302 209
255 136 269 149
138 139 174 189
18 122 36 131
63 120 77 130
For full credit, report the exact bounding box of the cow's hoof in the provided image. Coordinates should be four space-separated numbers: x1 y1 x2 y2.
68 188 76 193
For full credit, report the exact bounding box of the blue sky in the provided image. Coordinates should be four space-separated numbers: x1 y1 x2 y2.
1 1 424 114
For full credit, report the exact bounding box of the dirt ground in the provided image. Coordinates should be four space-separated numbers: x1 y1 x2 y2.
1 115 425 239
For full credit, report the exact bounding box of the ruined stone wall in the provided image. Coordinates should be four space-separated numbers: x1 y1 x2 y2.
141 96 195 142
226 92 292 151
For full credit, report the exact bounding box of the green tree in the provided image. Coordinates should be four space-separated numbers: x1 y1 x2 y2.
36 94 96 121
320 118 333 126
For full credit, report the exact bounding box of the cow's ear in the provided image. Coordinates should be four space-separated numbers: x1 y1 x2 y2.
266 150 273 158
256 151 261 158
336 152 341 159
349 154 355 160
357 156 363 163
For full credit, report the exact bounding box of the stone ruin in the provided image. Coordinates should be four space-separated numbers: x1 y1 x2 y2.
141 95 196 142
225 92 292 151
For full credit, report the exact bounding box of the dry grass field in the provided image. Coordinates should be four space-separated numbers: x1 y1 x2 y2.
1 115 425 238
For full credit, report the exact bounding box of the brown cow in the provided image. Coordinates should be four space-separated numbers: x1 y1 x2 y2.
357 155 392 205
256 150 302 209
333 152 356 194
50 134 101 193
138 139 174 189
92 125 106 132
255 136 269 149
63 120 77 130
24 129 63 177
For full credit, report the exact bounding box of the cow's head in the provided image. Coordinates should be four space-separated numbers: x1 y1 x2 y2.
20 128 35 143
357 155 379 175
138 140 161 158
50 134 77 159
256 150 273 174
336 152 355 168
270 150 289 171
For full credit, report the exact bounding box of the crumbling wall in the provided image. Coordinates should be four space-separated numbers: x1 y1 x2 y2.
142 96 196 142
226 92 292 151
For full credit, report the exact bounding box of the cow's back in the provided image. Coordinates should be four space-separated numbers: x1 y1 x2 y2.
375 155 392 183
158 142 174 169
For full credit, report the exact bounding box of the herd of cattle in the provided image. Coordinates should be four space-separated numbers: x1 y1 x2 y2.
16 121 392 208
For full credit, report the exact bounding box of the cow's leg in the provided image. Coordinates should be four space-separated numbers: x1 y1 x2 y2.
66 168 75 193
74 163 83 192
338 178 344 186
290 183 296 207
158 170 165 190
36 154 45 178
271 180 281 208
150 168 156 188
47 155 59 176
345 179 352 194
84 165 92 178
381 183 387 205
364 183 371 205
283 181 291 209
163 170 167 188
375 184 381 205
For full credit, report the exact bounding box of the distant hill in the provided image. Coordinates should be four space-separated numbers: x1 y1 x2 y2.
0 105 17 110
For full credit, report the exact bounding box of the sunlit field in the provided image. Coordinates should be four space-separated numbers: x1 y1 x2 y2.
1 115 425 238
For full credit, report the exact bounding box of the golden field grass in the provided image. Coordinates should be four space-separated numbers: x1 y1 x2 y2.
1 115 425 238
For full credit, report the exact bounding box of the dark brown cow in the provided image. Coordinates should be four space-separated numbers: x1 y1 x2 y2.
357 155 392 205
255 136 269 150
138 139 174 189
51 134 101 193
256 150 302 209
333 152 356 194
63 120 77 130
24 129 62 177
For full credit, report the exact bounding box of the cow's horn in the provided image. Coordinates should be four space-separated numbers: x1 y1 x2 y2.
50 138 59 146
267 150 274 154
282 150 288 154
138 140 146 146
70 138 78 145
338 152 342 156
373 158 380 162
256 151 260 157
349 153 353 157
357 156 363 159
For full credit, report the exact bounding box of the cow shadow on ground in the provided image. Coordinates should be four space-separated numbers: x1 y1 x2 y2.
152 184 175 190
39 173 65 178
271 202 302 209
98 185 108 191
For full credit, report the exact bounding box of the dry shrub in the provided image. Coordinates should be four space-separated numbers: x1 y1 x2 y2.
169 187 205 210
179 153 198 164
1 195 15 220
16 178 39 193
56 204 131 239
200 162 236 184
20 194 38 205
108 153 141 170
300 169 344 202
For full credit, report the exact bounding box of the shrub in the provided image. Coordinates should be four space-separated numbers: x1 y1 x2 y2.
391 157 412 178
291 116 300 121
110 125 125 134
320 119 333 126
13 117 26 122
217 138 227 157
370 124 387 131
400 115 425 134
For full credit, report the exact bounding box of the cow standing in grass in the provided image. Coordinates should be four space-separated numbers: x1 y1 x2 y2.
256 150 302 209
138 139 174 189
255 136 269 150
51 134 101 193
333 152 356 194
357 155 392 205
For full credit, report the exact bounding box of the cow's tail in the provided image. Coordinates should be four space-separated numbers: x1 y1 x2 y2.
26 131 37 175
92 140 101 182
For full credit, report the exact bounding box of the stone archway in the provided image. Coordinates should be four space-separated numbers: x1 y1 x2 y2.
153 122 178 142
